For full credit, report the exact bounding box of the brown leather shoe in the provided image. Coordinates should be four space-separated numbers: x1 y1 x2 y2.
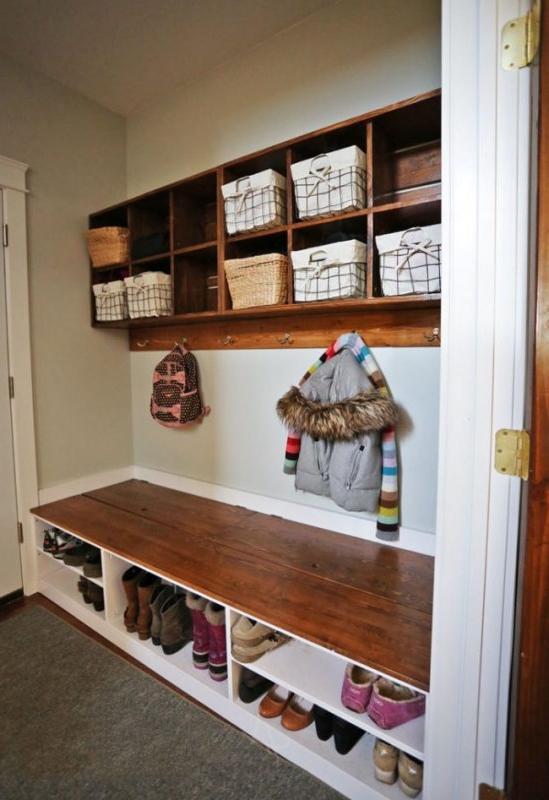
122 566 143 632
281 695 314 731
137 572 161 640
259 685 293 718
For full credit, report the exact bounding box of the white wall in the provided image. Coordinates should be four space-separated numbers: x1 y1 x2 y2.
126 0 441 539
0 53 133 489
132 348 440 535
127 0 441 195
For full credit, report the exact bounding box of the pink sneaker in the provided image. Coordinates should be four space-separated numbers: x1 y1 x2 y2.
341 664 377 713
205 602 227 682
186 592 209 670
367 678 426 729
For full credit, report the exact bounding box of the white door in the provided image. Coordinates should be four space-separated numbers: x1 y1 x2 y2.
0 190 22 598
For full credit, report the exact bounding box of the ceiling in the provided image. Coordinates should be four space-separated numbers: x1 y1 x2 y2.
0 0 334 116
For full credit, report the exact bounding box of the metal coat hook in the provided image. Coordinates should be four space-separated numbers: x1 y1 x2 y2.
278 332 294 345
136 339 150 348
424 327 441 343
223 335 235 346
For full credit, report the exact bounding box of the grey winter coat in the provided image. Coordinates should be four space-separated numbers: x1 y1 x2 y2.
277 350 398 513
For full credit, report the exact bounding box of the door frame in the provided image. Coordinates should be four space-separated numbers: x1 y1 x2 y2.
507 1 549 796
427 1 534 797
0 156 39 594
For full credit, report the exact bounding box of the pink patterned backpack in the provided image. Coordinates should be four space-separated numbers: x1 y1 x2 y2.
150 344 209 427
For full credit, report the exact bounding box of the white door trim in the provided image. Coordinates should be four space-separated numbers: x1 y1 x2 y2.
0 156 39 595
427 1 532 797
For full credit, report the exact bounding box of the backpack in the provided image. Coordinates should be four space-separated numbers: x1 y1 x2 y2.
150 344 209 427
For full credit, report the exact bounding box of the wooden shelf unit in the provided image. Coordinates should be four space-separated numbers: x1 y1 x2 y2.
89 90 441 348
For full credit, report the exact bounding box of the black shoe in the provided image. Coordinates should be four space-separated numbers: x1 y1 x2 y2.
239 668 274 704
333 717 365 755
313 705 335 741
63 540 91 566
83 547 102 577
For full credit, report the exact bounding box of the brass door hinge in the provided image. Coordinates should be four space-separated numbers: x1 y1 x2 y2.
502 0 540 69
8 375 14 399
17 522 23 544
479 783 507 800
2 223 8 248
495 429 530 479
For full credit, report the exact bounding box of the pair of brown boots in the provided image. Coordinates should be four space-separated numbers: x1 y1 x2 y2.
122 566 192 656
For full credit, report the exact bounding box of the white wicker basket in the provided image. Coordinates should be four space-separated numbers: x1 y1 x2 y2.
222 169 286 235
291 146 367 220
376 225 441 296
292 240 367 302
124 271 172 319
93 280 128 322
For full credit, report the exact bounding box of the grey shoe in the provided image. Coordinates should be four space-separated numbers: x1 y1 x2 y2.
149 585 173 646
160 593 193 655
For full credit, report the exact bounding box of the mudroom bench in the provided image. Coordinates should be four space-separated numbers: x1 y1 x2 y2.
31 479 433 800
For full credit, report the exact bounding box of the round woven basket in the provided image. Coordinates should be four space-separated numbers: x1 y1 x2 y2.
224 253 288 309
87 227 129 268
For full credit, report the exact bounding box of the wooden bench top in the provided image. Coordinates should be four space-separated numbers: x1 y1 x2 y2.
32 479 433 690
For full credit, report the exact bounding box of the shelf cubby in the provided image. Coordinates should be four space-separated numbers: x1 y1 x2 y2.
174 247 218 314
371 95 441 204
172 171 217 249
129 191 170 260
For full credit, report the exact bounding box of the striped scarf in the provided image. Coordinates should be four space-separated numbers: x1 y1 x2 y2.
283 332 399 541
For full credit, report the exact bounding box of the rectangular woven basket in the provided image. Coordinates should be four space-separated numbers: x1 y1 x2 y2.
224 253 288 309
87 226 129 268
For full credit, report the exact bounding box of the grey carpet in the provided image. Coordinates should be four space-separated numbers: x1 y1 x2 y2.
0 606 343 800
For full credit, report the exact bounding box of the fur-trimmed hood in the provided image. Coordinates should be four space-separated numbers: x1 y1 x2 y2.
277 385 398 441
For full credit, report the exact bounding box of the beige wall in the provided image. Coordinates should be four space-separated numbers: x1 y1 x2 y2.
126 0 441 535
127 0 440 195
0 54 133 489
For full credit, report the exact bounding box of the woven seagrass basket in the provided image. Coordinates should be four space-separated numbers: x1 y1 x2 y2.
87 227 129 268
224 253 288 309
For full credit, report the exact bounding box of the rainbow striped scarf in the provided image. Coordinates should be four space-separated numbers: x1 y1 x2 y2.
283 332 399 541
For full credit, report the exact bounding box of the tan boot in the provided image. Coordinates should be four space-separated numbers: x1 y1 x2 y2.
398 752 423 797
122 566 142 632
136 572 161 640
373 739 398 785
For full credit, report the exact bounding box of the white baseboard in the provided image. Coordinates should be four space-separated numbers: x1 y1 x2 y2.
38 467 135 505
36 464 435 557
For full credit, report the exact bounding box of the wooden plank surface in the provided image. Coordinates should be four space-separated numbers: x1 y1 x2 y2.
32 480 433 690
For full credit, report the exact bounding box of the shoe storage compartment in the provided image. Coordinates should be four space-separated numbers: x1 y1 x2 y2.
102 551 229 701
34 520 107 626
31 480 432 800
229 609 425 759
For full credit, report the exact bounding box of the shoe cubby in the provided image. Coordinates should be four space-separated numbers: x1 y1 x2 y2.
228 610 425 760
34 520 107 625
34 523 105 589
234 692 410 800
102 553 229 700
